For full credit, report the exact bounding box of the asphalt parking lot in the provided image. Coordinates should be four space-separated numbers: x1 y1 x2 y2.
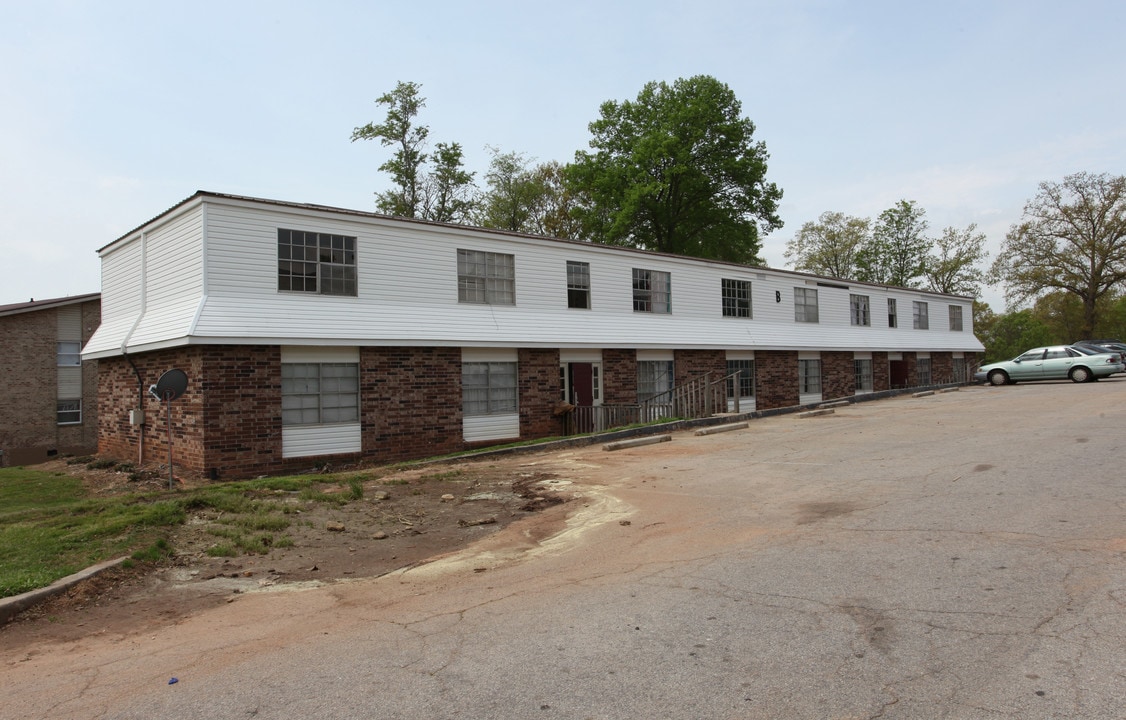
3 379 1125 719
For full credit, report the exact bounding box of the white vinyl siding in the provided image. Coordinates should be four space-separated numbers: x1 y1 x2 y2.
86 195 985 360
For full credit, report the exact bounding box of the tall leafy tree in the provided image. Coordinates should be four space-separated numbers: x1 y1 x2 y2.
991 172 1126 339
923 223 988 296
856 200 929 287
978 309 1054 362
419 142 475 223
351 81 429 217
784 211 870 278
567 75 782 264
351 81 475 221
477 148 542 232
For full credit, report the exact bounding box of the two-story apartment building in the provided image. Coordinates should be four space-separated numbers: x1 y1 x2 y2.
82 191 983 480
0 293 101 466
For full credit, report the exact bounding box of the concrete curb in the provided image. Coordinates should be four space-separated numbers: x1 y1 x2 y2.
798 408 836 418
0 556 129 625
694 422 749 436
603 435 672 451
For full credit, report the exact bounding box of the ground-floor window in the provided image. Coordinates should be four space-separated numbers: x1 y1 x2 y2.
281 363 359 425
854 359 873 393
799 359 822 395
726 359 755 399
953 357 967 383
462 362 518 415
638 360 674 401
916 357 932 386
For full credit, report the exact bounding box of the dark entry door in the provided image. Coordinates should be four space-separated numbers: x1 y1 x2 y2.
889 360 908 388
570 363 594 405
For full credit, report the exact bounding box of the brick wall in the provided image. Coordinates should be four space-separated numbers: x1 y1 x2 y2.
932 352 954 384
0 298 100 465
872 352 890 392
904 352 918 387
602 349 637 404
673 349 726 387
756 350 799 410
362 346 463 463
821 351 855 401
519 348 563 438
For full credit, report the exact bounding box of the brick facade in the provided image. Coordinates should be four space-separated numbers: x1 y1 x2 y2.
932 352 954 384
518 348 564 439
0 297 100 466
872 352 890 392
821 351 855 401
755 350 799 410
362 346 463 462
602 349 637 405
673 349 726 387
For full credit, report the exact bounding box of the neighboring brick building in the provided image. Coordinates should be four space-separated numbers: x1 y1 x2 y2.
0 294 101 466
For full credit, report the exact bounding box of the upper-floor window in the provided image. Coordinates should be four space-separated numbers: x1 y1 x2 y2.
57 341 82 367
721 279 752 318
850 294 870 326
633 269 671 313
888 298 898 328
567 261 591 309
458 249 515 305
949 305 963 331
277 229 357 296
281 363 359 426
913 301 929 329
794 288 819 323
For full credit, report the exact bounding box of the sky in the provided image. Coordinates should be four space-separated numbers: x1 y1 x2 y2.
2 0 1124 310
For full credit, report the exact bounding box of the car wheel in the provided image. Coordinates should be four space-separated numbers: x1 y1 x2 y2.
988 370 1009 386
1070 366 1091 383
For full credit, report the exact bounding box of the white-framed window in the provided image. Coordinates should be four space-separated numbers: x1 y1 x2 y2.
850 294 870 326
916 357 932 385
637 360 674 401
854 359 873 393
794 288 819 323
462 362 518 416
633 269 671 313
888 298 898 328
57 341 82 367
458 249 515 305
721 279 752 318
277 229 357 296
799 358 822 394
567 261 591 309
913 301 929 329
281 363 360 426
57 399 81 424
949 305 963 331
726 359 755 398
953 355 967 383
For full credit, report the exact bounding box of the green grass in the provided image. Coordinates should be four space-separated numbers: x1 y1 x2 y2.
0 466 374 599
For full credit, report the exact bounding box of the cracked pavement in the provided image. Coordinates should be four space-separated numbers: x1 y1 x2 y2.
3 381 1125 719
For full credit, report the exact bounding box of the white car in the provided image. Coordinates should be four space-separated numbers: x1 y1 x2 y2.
974 345 1124 385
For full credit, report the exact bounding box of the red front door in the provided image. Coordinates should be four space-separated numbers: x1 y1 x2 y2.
570 363 594 406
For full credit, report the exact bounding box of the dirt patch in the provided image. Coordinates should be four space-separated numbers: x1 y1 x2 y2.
1 457 572 647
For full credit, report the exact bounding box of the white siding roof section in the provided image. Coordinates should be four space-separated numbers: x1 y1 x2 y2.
92 193 984 357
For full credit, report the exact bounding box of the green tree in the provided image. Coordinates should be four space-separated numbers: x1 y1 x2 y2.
477 148 543 232
567 75 782 264
923 223 989 297
991 172 1126 339
856 200 929 287
527 161 584 239
420 142 476 223
351 81 429 217
784 211 870 278
978 309 1055 362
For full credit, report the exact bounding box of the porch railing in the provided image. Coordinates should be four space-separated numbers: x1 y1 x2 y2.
564 371 743 436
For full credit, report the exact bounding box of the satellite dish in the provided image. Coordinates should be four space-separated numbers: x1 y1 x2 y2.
153 369 188 401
